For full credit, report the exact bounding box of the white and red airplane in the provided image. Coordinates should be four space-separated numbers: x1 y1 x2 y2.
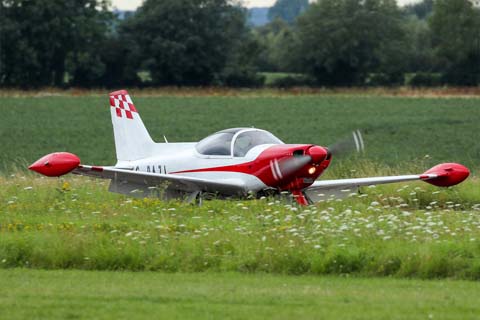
29 90 470 205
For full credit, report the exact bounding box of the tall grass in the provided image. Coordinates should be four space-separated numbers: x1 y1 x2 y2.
0 166 479 279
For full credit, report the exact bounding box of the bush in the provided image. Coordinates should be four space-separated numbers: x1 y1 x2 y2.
365 73 404 86
220 69 265 88
269 75 313 88
407 73 442 87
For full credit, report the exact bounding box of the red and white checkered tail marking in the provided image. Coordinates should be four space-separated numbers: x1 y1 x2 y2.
108 90 155 161
109 89 138 120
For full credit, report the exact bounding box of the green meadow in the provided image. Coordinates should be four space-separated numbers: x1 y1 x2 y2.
1 172 479 278
1 91 479 318
1 92 479 277
1 92 479 172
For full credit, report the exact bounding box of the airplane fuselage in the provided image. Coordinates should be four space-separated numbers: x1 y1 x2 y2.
117 143 332 195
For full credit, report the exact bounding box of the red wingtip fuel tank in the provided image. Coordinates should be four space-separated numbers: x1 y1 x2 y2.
422 163 470 187
29 152 80 177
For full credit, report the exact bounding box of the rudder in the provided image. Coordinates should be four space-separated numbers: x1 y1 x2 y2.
109 90 155 162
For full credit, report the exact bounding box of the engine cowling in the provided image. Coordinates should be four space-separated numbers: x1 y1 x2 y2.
29 152 80 177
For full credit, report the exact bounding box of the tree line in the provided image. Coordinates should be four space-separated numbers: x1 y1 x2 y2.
1 0 479 88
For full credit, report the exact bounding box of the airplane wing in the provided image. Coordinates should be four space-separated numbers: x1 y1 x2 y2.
73 165 249 198
303 174 433 202
303 162 469 203
29 152 469 204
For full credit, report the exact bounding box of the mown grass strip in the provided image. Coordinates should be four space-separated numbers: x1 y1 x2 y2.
0 269 479 320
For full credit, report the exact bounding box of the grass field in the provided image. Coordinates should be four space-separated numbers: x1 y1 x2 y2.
1 92 479 172
1 90 479 317
1 172 479 278
1 91 480 278
1 269 480 319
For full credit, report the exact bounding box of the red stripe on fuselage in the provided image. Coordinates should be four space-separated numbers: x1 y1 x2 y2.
172 145 330 189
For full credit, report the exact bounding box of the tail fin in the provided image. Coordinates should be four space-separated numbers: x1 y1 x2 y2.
109 90 155 161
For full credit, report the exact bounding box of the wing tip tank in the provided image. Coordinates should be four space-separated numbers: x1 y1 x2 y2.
422 163 470 187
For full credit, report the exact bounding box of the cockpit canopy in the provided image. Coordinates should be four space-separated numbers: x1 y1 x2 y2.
196 128 283 157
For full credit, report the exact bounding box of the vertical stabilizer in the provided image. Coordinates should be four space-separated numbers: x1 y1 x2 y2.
109 90 155 161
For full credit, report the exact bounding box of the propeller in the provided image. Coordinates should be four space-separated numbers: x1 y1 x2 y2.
327 130 364 158
276 155 312 178
268 130 364 182
274 146 328 179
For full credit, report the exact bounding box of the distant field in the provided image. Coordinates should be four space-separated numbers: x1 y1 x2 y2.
1 92 479 172
1 269 479 320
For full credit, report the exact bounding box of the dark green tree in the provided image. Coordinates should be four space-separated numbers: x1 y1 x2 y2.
403 0 434 19
254 18 300 72
429 0 480 85
267 0 309 24
0 0 112 87
220 30 264 87
403 16 436 73
94 36 142 88
296 0 407 86
120 0 258 86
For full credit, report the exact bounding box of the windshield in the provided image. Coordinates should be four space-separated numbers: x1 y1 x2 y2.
196 129 283 157
233 130 283 157
196 132 234 156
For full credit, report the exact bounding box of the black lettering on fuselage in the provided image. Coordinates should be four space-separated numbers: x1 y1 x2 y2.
138 165 167 174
